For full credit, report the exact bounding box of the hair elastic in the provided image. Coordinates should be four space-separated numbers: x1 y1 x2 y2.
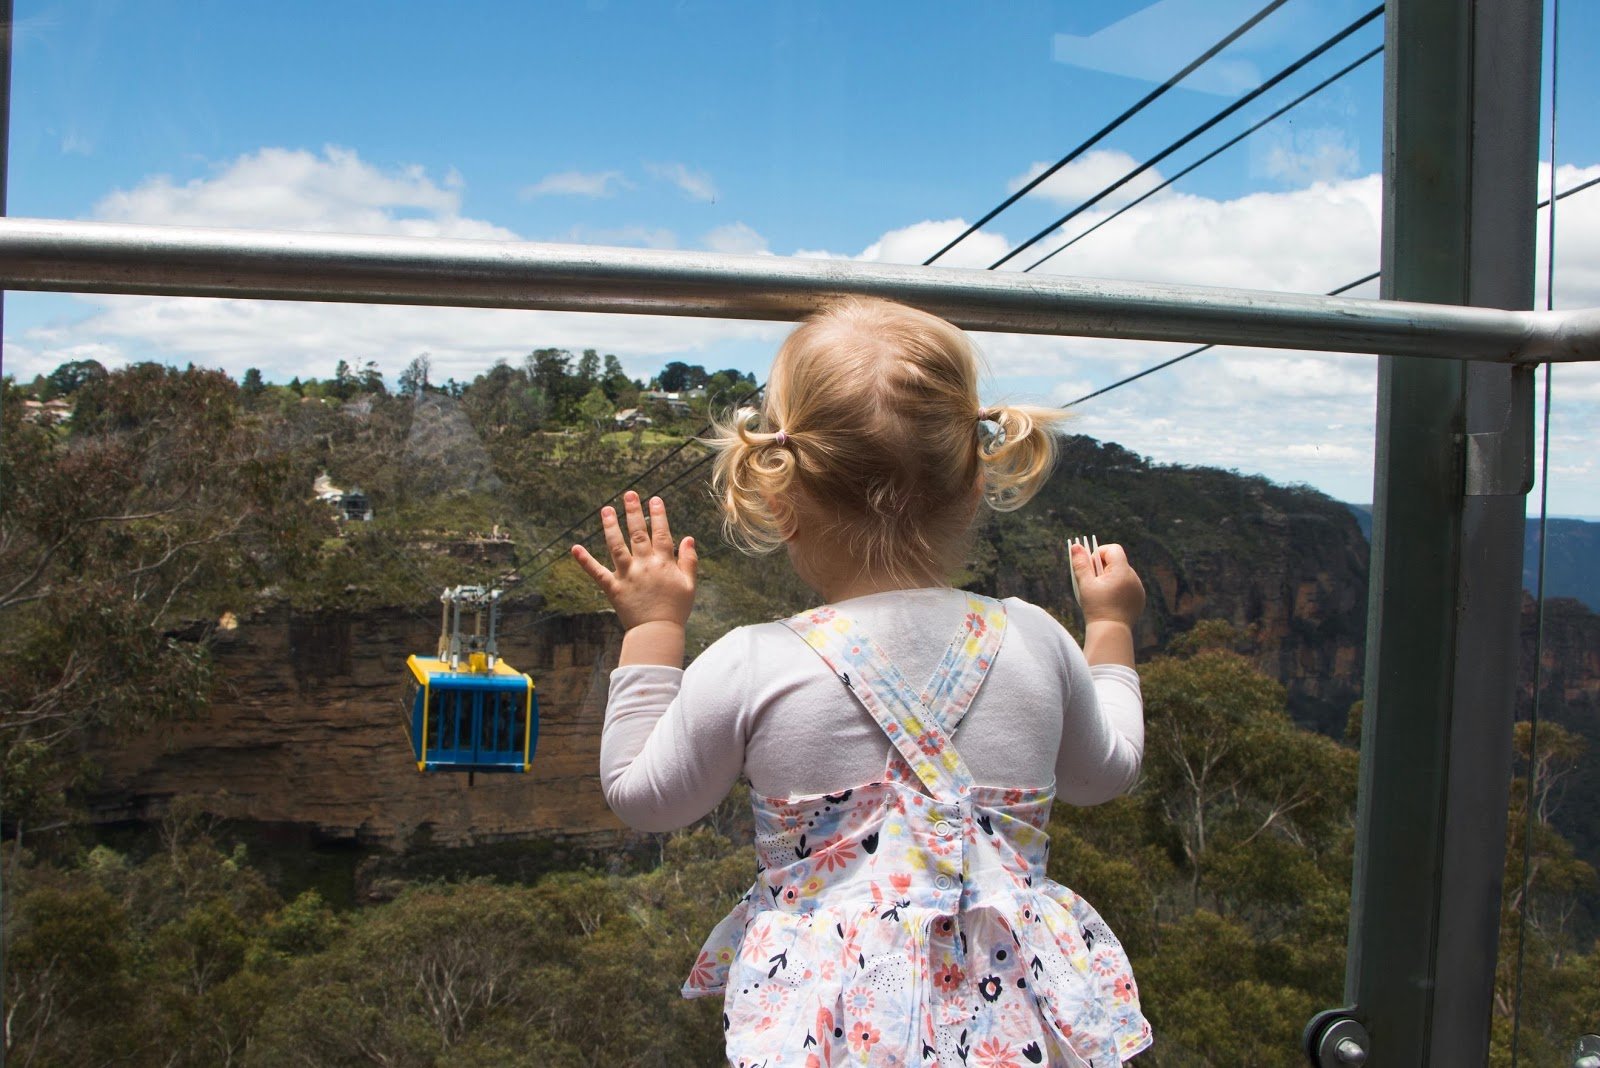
774 430 788 445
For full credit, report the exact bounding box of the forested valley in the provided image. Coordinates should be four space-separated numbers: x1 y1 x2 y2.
3 353 1596 1066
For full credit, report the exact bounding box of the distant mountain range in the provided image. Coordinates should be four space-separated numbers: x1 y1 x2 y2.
1346 505 1600 612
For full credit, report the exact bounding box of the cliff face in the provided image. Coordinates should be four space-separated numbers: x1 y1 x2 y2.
83 438 1599 858
1019 437 1372 734
87 603 627 848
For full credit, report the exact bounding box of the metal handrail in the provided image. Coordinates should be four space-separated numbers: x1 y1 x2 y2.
1 217 1596 363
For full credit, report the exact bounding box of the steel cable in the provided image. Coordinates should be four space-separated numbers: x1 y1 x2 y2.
995 4 1384 271
923 0 1292 266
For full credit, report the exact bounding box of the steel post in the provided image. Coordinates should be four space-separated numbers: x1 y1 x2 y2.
1342 0 1542 1063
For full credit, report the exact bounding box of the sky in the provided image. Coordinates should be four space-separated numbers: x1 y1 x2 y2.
6 0 1599 514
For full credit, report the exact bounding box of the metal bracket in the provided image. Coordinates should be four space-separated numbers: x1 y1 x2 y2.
1304 1010 1370 1067
1464 429 1535 496
438 585 503 671
1463 363 1536 497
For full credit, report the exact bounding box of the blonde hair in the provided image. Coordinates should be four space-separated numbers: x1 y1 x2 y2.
708 296 1066 585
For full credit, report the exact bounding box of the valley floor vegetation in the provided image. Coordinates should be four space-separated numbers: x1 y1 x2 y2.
2 357 1595 1065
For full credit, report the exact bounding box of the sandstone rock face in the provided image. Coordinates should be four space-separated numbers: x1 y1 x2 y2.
83 439 1600 862
87 604 627 848
1022 437 1373 736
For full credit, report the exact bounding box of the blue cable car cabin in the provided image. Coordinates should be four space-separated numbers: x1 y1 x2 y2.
405 584 538 773
405 654 537 772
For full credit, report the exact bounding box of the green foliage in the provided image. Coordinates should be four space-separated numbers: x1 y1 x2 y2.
577 386 614 432
43 357 108 399
5 880 141 1064
538 557 612 616
1045 649 1360 1065
0 364 330 819
6 356 1596 1064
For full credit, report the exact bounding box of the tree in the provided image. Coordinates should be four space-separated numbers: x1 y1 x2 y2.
527 348 571 395
1490 720 1599 1064
332 359 354 400
527 348 588 423
240 367 265 396
4 882 141 1065
398 352 431 397
43 358 107 400
463 361 546 435
357 359 386 395
577 387 613 434
577 348 601 387
601 354 633 402
0 365 328 823
1139 641 1357 908
658 360 708 392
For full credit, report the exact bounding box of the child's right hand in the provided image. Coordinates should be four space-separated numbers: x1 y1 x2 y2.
571 491 698 631
1071 541 1145 629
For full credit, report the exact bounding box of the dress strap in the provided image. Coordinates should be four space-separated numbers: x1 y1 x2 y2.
917 594 1008 736
781 593 1006 801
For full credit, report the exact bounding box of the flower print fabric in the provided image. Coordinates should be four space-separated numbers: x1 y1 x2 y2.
684 594 1152 1066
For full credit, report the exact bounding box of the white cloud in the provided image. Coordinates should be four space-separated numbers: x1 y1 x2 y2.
836 166 1600 512
1257 125 1361 186
13 147 1600 515
703 222 769 255
1006 151 1167 210
556 224 679 249
646 161 717 203
8 146 779 387
797 218 1012 270
520 169 631 199
94 146 514 240
61 131 93 156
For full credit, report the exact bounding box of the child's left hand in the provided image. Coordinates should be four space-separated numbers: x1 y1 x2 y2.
572 491 698 630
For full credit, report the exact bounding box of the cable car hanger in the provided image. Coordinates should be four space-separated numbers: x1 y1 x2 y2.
404 585 539 778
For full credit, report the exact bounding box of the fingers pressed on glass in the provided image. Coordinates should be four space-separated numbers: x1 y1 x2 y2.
623 491 650 546
601 506 629 566
650 497 674 550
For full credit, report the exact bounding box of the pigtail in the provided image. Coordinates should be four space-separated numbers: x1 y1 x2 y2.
707 405 797 553
977 403 1068 511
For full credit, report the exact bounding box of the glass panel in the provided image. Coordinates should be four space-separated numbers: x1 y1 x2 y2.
6 3 1597 1065
1498 358 1600 1062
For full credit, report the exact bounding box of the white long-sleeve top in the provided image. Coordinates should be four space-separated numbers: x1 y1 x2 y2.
600 588 1144 832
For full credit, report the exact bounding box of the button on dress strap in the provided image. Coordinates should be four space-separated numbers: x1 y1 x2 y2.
781 594 1007 801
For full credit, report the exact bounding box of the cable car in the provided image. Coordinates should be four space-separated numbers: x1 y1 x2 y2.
404 585 537 774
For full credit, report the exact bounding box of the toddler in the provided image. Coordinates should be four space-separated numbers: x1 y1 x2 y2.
573 296 1151 1066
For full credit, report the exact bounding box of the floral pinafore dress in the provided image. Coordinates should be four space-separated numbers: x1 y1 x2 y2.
683 594 1153 1067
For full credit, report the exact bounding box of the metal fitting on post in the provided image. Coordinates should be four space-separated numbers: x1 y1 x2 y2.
1304 1011 1371 1068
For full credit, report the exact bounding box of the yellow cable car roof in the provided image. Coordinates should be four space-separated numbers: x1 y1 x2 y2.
406 655 531 683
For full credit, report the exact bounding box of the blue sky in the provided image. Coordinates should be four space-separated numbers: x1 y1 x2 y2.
7 0 1599 513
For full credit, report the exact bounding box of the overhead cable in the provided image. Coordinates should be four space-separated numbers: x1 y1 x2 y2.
1024 45 1383 273
922 0 1292 266
1057 272 1378 409
514 380 759 577
1055 166 1600 409
992 4 1384 271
